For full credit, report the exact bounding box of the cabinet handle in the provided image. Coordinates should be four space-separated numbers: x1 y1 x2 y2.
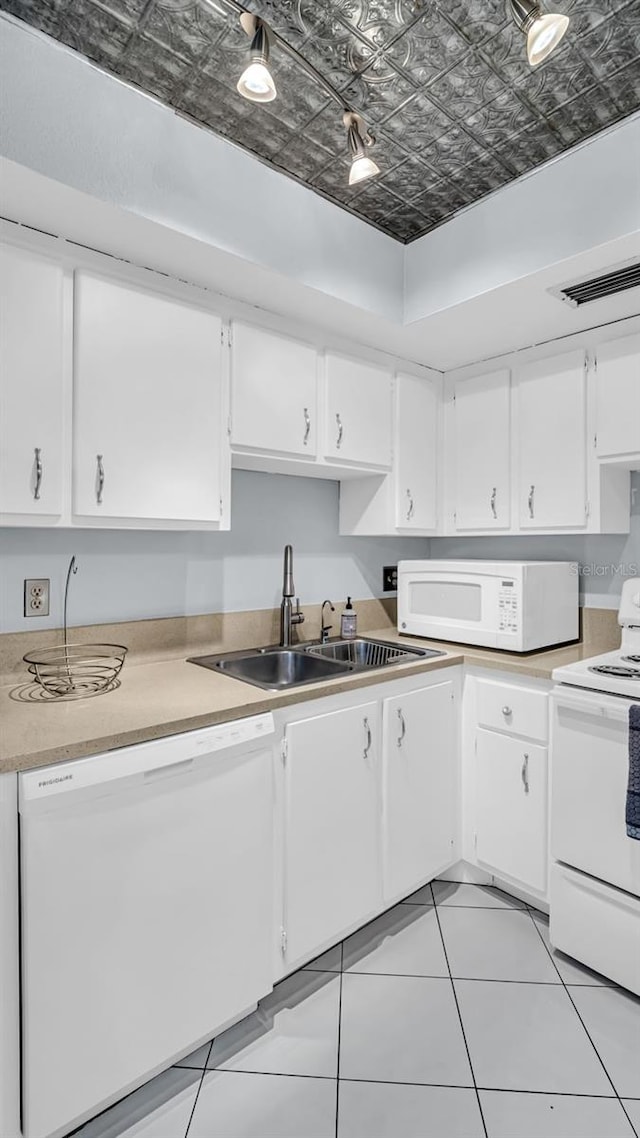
490 486 497 519
406 490 414 522
397 708 406 748
303 407 311 447
96 454 105 505
33 447 42 501
502 706 512 717
336 413 343 450
528 484 535 519
363 716 372 760
521 753 530 795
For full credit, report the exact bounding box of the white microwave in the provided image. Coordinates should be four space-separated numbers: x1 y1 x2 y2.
397 560 579 652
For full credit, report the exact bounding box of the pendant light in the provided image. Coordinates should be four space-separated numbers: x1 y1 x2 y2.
237 13 277 103
509 0 569 66
344 112 380 187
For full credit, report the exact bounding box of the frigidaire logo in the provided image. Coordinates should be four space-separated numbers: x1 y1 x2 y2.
38 774 73 788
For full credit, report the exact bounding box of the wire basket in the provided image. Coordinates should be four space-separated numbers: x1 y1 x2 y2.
23 643 128 698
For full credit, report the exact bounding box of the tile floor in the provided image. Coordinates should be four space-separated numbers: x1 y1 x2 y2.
74 882 640 1138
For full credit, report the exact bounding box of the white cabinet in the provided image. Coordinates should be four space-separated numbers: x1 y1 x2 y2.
73 272 225 527
382 679 456 903
476 728 547 894
452 370 510 531
282 701 381 968
339 370 440 536
394 372 438 531
595 333 640 466
324 353 392 469
0 245 65 523
516 350 587 529
230 322 318 459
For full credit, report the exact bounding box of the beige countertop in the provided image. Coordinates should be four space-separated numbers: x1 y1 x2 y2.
0 618 616 775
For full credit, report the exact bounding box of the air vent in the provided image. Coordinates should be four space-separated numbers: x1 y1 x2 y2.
551 259 640 308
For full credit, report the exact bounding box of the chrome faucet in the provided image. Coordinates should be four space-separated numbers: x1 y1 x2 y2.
320 599 335 644
280 544 305 647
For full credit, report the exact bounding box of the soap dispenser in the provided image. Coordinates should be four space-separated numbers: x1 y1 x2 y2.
341 596 357 640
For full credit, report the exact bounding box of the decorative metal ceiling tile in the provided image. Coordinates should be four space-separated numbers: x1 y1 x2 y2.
2 0 640 243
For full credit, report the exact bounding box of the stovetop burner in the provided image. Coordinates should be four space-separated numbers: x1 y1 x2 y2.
623 654 640 664
589 664 640 679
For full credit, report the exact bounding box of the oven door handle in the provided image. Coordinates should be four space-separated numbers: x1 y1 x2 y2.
553 691 631 723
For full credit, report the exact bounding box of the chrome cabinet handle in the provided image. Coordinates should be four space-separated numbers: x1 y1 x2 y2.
33 447 42 501
528 484 535 519
521 753 529 795
96 454 105 505
406 490 414 522
502 706 512 717
336 413 343 450
303 407 310 447
490 486 497 519
363 716 372 760
397 708 406 748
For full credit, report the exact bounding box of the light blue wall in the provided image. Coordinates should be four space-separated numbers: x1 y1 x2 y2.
430 472 640 610
0 471 429 634
2 471 638 634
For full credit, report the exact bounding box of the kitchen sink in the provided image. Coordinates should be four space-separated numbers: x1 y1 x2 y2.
188 646 352 691
305 637 444 668
188 637 444 691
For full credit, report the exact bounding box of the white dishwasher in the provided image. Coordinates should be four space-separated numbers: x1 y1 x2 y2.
19 713 275 1138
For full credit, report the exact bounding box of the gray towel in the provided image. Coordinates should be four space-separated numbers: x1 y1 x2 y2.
627 705 640 840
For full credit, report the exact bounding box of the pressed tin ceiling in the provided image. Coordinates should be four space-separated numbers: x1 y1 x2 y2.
2 0 640 242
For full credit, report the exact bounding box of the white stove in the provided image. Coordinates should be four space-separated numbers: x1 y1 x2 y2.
549 577 640 996
552 577 640 698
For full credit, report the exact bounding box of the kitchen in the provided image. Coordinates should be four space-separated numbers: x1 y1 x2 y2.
1 1 640 1136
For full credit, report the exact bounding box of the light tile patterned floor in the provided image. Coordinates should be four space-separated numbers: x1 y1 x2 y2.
74 883 640 1138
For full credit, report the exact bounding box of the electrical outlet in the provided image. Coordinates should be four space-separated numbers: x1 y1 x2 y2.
382 565 398 592
24 578 50 617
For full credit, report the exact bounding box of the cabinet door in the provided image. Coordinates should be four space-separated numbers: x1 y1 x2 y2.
230 322 318 458
395 373 438 531
595 334 640 461
517 350 587 529
476 728 547 894
283 702 381 966
324 353 392 468
73 273 222 524
453 370 510 530
383 680 456 903
0 245 64 520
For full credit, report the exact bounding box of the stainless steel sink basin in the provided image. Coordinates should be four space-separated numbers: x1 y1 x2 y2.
188 637 444 691
305 637 444 668
188 646 352 691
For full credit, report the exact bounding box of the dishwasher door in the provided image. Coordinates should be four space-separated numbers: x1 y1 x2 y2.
19 714 275 1138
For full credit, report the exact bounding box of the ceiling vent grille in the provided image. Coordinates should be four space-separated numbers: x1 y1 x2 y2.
552 260 640 307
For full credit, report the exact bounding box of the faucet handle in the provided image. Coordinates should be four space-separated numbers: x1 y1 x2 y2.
292 598 305 626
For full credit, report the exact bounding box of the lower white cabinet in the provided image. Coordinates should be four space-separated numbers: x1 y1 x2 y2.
282 701 381 968
382 680 457 903
475 727 547 894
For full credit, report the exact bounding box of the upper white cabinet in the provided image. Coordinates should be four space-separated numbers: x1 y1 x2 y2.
282 701 381 969
0 245 65 523
452 370 510 531
516 351 587 530
73 273 225 528
324 353 392 469
395 372 438 531
339 370 440 536
382 679 456 904
230 322 318 459
595 333 640 466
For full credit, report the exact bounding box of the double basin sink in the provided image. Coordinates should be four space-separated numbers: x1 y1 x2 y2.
189 637 444 692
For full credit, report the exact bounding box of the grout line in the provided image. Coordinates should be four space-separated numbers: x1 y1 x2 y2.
183 1039 214 1138
342 969 564 984
525 909 639 1137
335 940 344 1138
431 882 489 1138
